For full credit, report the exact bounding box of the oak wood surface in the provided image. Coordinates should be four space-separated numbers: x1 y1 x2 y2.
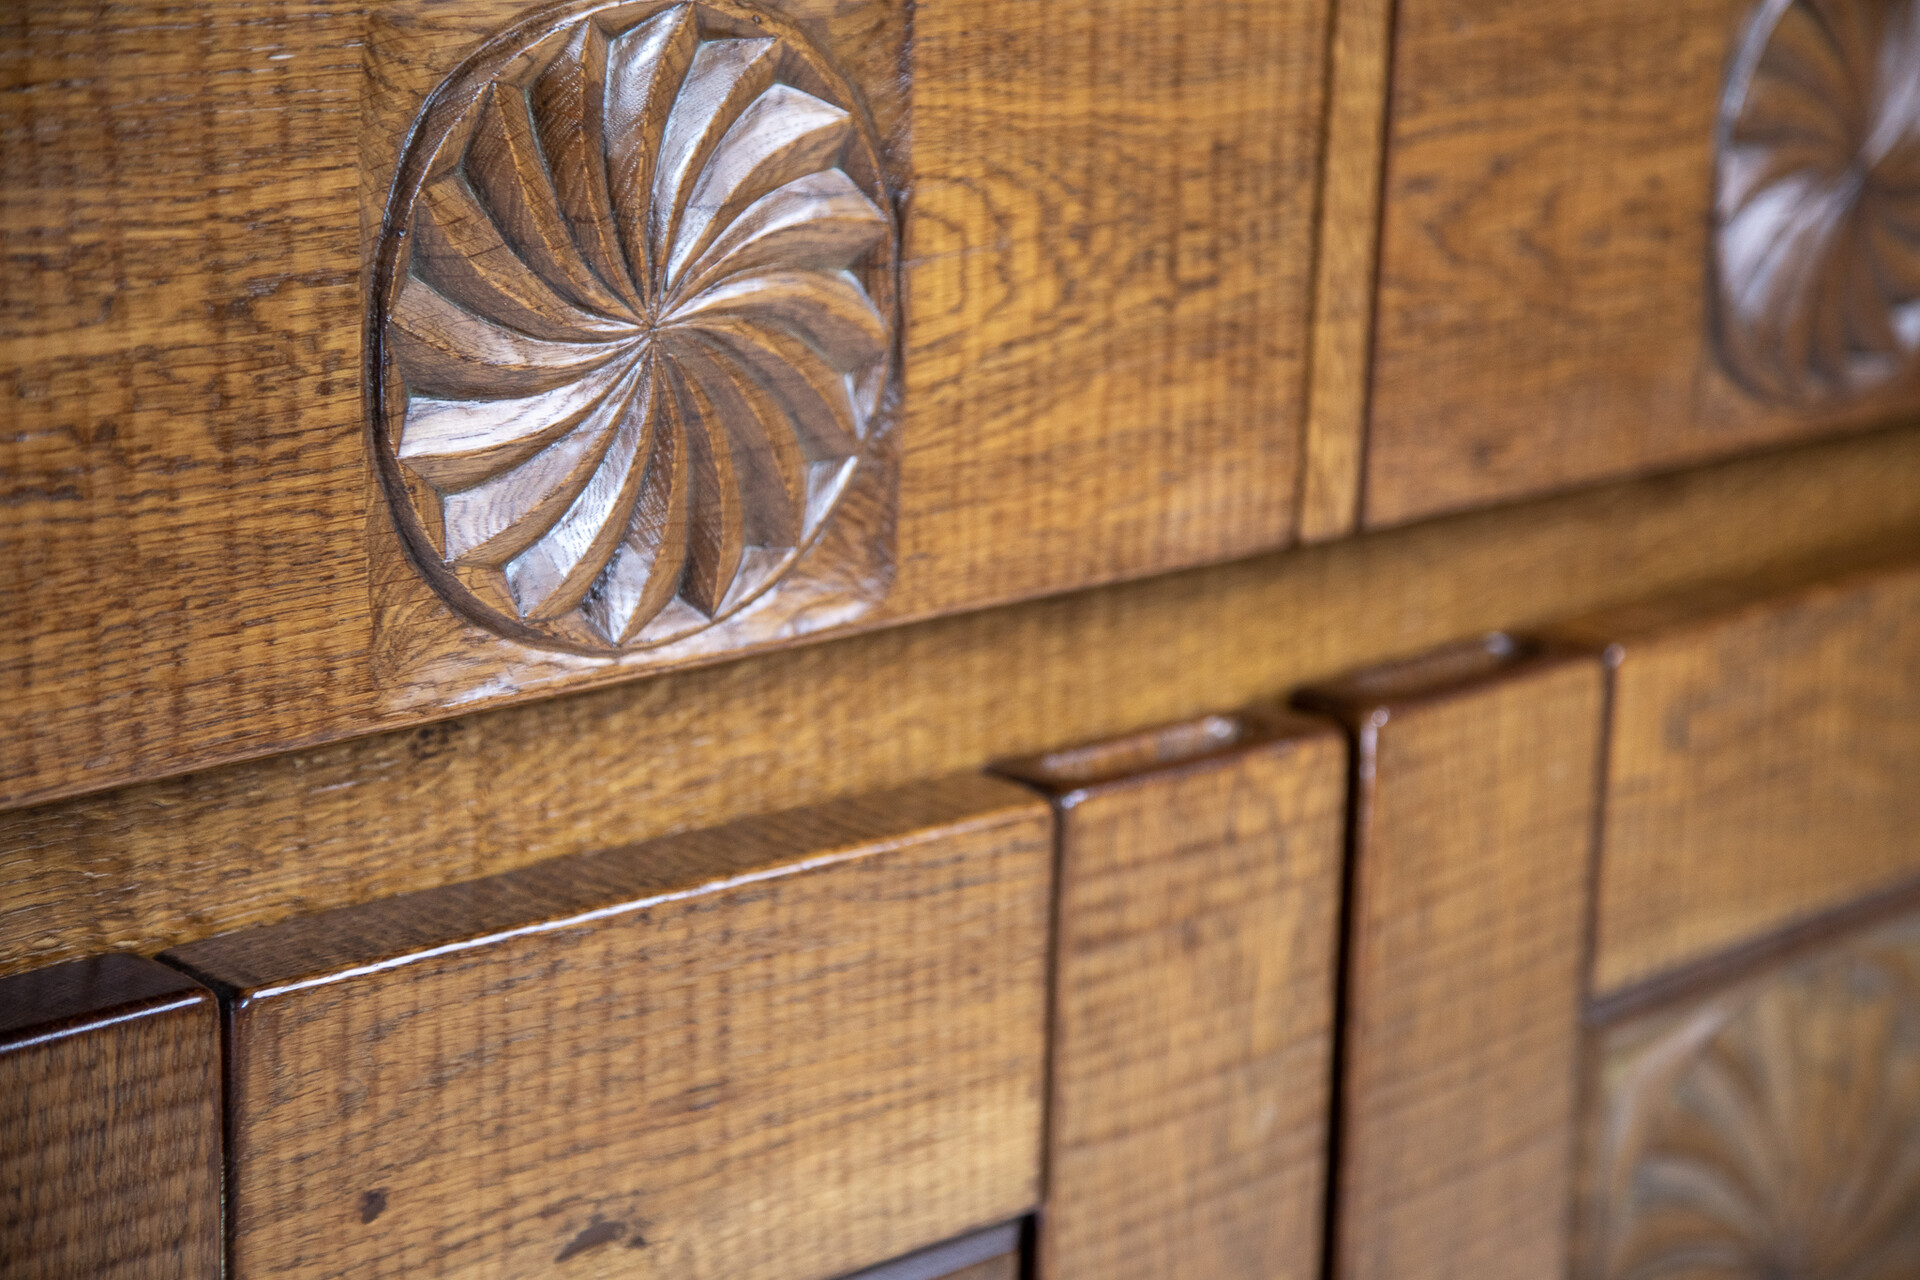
1362 0 1919 527
998 708 1345 1280
0 0 1331 812
165 774 1050 1280
1575 907 1920 1279
1553 554 1920 997
0 953 222 1280
1298 640 1605 1280
5 426 1919 980
1298 0 1394 543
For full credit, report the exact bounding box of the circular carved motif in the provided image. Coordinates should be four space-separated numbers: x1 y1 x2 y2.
1713 0 1920 405
372 1 896 652
1584 934 1920 1279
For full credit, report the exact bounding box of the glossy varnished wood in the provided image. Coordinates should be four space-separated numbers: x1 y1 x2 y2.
0 0 1333 811
166 775 1050 1280
1362 0 1920 527
1298 639 1606 1280
0 953 221 1280
6 427 1919 979
999 709 1345 1280
1553 554 1920 997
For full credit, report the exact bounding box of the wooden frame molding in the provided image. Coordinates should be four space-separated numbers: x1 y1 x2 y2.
998 707 1346 1280
6 426 1919 981
1298 0 1397 542
1298 637 1606 1280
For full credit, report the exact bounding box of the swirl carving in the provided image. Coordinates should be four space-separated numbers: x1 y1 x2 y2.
373 1 896 652
1713 0 1920 405
1579 920 1920 1279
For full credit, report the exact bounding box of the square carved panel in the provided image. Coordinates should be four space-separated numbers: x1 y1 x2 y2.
0 0 1331 806
363 0 910 690
1578 910 1920 1279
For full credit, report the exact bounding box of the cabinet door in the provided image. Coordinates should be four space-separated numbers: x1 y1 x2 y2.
165 776 1051 1280
0 0 1334 811
1302 553 1920 1277
1362 0 1920 527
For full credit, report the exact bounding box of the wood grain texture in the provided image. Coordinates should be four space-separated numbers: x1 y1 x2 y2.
1576 909 1920 1279
1298 0 1394 543
1552 555 1920 997
6 425 1919 980
1362 0 1920 528
0 953 221 1280
1298 640 1606 1280
998 709 1345 1280
900 0 1326 616
165 775 1050 1280
0 0 1332 811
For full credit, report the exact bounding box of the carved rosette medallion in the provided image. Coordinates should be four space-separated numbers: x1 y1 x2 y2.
1713 0 1920 405
372 1 897 652
1579 920 1920 1279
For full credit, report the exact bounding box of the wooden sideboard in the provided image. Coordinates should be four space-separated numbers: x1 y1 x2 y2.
5 0 1920 1276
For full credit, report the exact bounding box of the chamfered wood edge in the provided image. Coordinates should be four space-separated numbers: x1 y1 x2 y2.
1298 0 1397 543
0 951 215 1049
1541 540 1920 658
990 705 1340 800
835 1219 1030 1280
1290 631 1586 721
161 772 1048 995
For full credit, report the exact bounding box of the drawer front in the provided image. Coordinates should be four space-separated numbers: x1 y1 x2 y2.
0 0 1333 810
1363 0 1920 527
165 776 1051 1280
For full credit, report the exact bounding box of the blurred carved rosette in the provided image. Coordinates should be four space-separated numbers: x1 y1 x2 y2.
373 1 896 652
1713 0 1920 405
1581 920 1920 1279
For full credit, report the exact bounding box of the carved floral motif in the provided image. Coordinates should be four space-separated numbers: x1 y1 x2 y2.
374 1 895 651
1580 918 1920 1279
1713 0 1920 405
